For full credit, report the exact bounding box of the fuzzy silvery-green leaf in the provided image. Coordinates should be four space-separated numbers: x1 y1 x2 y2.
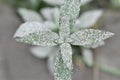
43 0 91 6
41 8 55 20
91 41 105 48
30 46 55 58
70 29 114 47
59 0 81 41
73 10 103 31
82 41 105 48
60 0 80 21
81 0 92 5
60 43 73 69
43 0 64 5
48 52 56 74
53 8 60 27
18 8 42 22
47 47 59 74
41 8 59 21
43 21 57 30
40 8 60 30
54 51 73 80
14 0 114 80
82 48 93 67
17 30 59 46
14 22 59 46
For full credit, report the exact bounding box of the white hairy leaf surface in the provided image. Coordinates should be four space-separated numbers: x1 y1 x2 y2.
14 22 59 46
48 53 55 75
47 47 59 75
30 46 54 58
15 31 59 46
41 8 59 29
70 29 114 47
73 10 103 31
82 41 105 48
60 43 73 69
18 8 42 22
41 8 55 21
59 0 81 41
59 16 70 41
43 0 64 5
60 0 80 21
41 8 59 21
91 41 105 48
82 48 93 67
43 21 57 30
43 0 91 6
14 22 48 37
54 1 80 80
81 0 92 5
53 8 60 26
54 51 72 80
14 0 115 80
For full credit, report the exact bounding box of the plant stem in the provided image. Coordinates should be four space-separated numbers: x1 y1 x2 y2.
99 64 120 76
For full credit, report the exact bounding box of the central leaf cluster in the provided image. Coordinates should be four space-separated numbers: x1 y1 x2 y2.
57 37 73 44
14 0 114 80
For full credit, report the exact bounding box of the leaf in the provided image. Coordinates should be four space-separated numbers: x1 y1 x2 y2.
41 8 55 21
14 22 47 37
53 8 60 27
43 0 91 6
47 47 59 75
41 8 59 21
91 41 105 48
14 22 59 46
54 51 73 80
59 0 81 41
70 29 114 47
15 30 58 46
81 41 105 48
48 53 55 75
60 0 81 21
81 0 92 5
43 21 57 30
43 0 64 5
18 8 42 22
30 46 55 58
60 43 73 69
82 48 93 67
73 10 103 31
41 8 60 29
